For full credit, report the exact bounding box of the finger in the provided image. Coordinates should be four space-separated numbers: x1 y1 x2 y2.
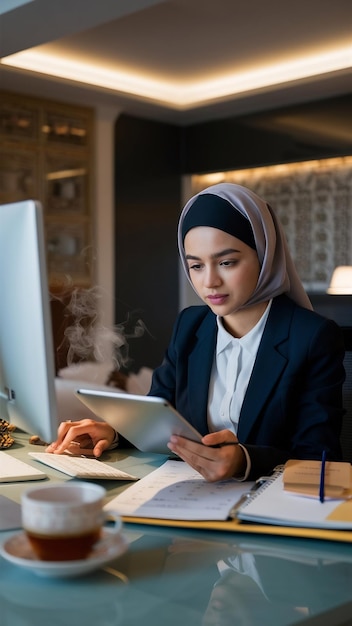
92 440 110 457
50 423 92 454
65 445 96 457
45 425 70 451
202 430 238 448
168 436 240 482
69 434 94 449
168 435 218 462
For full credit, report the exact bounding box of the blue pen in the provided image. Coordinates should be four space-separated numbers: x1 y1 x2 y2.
319 450 327 503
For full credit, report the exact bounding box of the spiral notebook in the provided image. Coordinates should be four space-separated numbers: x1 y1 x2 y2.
236 468 352 530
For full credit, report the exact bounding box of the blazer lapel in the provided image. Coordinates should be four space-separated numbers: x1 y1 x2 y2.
188 313 217 434
238 296 294 441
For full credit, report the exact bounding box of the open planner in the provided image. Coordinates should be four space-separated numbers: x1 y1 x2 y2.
105 459 252 521
105 459 352 539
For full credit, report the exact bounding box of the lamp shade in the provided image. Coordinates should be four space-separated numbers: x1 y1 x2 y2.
327 266 352 294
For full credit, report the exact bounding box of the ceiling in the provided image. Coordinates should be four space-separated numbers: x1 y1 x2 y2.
1 0 352 124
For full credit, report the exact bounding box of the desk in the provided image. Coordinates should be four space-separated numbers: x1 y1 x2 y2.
1 433 352 626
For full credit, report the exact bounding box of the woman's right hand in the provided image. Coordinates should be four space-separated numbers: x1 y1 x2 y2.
45 419 116 457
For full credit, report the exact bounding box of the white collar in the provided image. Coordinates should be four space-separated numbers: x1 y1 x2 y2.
216 300 272 356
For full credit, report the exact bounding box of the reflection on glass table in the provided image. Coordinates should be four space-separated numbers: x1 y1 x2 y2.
1 525 352 626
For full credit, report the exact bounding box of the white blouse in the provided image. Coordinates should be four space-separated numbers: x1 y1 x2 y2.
207 300 272 434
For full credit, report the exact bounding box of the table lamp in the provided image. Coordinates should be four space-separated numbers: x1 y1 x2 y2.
327 266 352 295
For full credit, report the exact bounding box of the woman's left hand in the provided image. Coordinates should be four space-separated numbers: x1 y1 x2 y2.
167 429 246 481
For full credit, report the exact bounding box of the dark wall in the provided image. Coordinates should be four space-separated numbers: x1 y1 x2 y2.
183 94 352 174
114 114 182 372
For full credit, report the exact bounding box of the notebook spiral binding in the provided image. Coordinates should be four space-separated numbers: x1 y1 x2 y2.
229 465 284 519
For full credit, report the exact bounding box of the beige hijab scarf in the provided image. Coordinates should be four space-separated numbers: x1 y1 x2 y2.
177 183 312 310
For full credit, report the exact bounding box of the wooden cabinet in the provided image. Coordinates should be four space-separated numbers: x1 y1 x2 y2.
0 91 94 288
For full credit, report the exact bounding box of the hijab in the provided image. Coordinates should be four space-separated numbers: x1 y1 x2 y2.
177 183 312 310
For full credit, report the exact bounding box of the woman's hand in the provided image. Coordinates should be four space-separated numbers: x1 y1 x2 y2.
167 429 246 482
45 419 116 457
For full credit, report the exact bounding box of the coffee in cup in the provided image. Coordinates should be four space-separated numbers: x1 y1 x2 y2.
21 481 121 561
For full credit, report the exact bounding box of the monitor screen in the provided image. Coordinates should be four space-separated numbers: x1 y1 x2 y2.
0 199 57 442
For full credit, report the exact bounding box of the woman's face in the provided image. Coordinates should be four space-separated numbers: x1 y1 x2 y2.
184 226 260 318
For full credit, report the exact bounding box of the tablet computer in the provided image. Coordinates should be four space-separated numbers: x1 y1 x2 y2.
76 389 203 455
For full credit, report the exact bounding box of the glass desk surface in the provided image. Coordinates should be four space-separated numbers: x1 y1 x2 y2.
1 433 352 626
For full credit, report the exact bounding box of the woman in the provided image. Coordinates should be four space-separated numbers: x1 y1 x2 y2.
47 183 345 481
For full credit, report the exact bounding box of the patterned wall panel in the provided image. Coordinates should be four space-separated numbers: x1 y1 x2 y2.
192 157 352 292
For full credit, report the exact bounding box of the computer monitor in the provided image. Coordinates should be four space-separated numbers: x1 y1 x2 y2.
0 199 57 442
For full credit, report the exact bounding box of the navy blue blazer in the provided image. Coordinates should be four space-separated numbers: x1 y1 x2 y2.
149 294 345 479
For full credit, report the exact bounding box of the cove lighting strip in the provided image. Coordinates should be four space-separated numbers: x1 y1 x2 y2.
192 156 352 189
1 46 352 109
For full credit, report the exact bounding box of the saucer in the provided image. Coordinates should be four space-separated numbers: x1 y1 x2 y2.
0 529 128 578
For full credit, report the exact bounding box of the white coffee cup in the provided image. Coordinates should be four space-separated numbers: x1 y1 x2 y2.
21 481 121 561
